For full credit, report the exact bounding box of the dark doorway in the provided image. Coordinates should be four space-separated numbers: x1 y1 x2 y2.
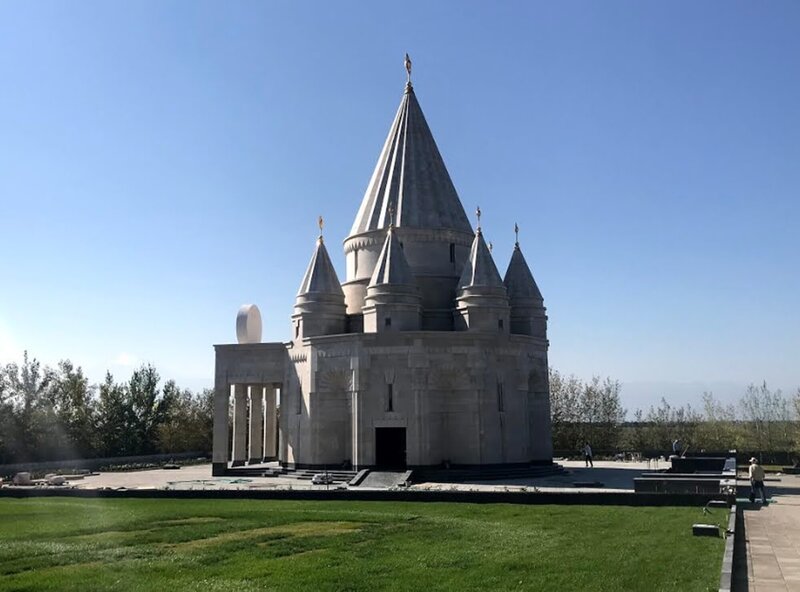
375 427 406 468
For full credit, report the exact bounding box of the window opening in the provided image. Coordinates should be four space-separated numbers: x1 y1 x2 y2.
386 383 394 412
497 382 505 412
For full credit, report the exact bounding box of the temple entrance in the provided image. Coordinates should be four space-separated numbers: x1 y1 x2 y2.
375 427 406 468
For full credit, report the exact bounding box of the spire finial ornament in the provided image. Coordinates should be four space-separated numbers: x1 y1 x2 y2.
404 53 412 85
514 222 519 246
475 206 482 232
318 215 324 241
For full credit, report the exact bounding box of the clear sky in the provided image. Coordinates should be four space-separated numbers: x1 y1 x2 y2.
1 1 798 412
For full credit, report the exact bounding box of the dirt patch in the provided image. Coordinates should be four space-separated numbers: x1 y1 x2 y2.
154 517 224 526
66 529 152 543
169 521 364 551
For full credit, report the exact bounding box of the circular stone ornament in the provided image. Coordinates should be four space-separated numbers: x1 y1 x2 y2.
236 304 262 344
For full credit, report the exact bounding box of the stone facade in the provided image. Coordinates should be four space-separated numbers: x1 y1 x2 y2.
212 70 552 475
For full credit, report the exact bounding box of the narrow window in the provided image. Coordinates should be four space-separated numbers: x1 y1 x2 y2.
498 319 504 331
497 382 504 412
386 383 394 412
449 243 455 263
353 249 359 276
295 322 300 338
399 241 404 250
385 317 392 328
295 387 302 415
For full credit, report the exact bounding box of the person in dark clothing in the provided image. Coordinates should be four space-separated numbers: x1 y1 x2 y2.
583 442 593 468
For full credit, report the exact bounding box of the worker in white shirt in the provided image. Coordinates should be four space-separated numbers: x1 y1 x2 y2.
748 457 767 504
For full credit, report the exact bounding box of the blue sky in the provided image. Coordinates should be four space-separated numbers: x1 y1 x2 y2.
1 1 798 411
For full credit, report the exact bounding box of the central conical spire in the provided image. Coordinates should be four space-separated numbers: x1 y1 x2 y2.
349 61 471 236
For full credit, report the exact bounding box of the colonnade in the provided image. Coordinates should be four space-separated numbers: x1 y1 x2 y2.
230 384 279 466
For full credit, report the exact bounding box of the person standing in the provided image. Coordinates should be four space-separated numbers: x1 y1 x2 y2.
583 442 593 468
749 457 767 504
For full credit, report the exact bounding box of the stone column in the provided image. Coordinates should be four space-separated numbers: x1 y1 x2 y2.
248 385 264 464
263 385 278 460
211 380 230 476
231 384 248 466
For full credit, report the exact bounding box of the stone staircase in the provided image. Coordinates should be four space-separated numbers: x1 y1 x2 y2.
225 464 357 484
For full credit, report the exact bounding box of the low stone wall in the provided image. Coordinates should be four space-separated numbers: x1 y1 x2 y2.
670 456 728 473
635 477 724 494
0 487 733 507
718 504 737 592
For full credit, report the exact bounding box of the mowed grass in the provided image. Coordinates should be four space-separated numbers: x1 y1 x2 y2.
0 497 725 591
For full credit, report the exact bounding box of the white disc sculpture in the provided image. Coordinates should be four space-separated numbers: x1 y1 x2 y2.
236 304 262 344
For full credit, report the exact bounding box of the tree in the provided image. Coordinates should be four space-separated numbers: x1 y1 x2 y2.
49 360 97 458
549 370 625 452
126 365 177 455
0 365 11 463
739 382 793 453
157 388 213 454
2 351 55 461
581 376 626 451
693 392 740 451
96 372 132 456
549 369 583 451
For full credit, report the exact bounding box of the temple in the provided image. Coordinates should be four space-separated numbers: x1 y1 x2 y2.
211 59 553 474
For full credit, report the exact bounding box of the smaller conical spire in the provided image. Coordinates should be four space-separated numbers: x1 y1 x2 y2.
504 243 543 303
503 239 546 338
369 225 415 287
297 235 344 299
458 226 504 289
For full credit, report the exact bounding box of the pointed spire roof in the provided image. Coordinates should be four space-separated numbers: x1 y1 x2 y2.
296 236 344 299
369 226 415 287
458 229 504 290
349 73 472 236
504 243 544 303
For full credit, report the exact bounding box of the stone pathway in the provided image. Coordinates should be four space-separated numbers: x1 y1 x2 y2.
742 473 800 592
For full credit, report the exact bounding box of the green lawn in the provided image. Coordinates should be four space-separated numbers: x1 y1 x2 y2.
0 497 725 591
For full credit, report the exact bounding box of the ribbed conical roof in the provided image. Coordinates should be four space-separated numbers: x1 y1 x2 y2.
458 229 504 289
503 244 544 303
349 83 472 236
369 227 415 287
297 238 345 298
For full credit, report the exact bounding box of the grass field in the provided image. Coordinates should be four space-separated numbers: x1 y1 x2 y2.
0 497 725 591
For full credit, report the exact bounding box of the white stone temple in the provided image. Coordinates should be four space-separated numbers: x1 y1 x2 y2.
211 60 553 475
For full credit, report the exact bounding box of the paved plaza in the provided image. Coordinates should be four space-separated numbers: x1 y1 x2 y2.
741 473 800 592
67 459 650 493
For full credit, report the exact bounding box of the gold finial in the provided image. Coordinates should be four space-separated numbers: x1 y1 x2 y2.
475 206 482 232
404 53 412 84
318 215 324 240
514 222 519 246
